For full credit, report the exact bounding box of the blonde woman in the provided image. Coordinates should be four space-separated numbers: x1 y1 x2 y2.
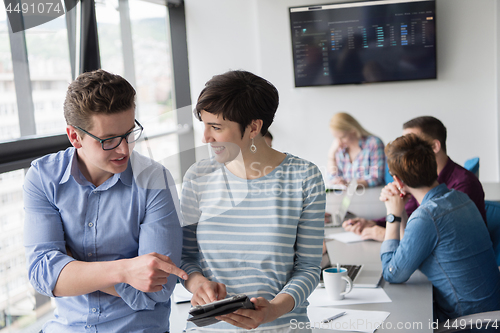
327 112 385 188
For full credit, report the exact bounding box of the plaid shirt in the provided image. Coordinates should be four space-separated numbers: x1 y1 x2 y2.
330 135 385 187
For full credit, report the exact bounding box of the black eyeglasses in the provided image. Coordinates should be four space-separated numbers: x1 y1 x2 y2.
74 119 144 151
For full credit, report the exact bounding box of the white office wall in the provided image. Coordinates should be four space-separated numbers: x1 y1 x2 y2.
185 0 500 181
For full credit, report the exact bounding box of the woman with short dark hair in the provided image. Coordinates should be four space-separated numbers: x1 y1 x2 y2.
180 70 325 332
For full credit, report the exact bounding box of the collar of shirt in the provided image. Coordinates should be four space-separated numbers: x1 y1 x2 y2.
340 136 367 156
59 148 133 189
437 157 455 184
358 136 367 149
420 183 449 206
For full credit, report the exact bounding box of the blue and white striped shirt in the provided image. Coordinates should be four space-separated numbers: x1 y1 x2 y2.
181 153 325 331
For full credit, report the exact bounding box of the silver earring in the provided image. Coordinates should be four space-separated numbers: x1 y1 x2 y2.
250 138 257 153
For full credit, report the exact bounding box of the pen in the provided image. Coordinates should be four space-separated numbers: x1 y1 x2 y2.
322 311 347 323
397 186 405 198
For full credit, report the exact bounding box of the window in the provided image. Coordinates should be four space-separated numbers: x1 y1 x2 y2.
129 0 180 183
25 15 72 137
0 1 192 331
96 0 181 183
95 0 124 76
0 169 52 331
0 7 20 141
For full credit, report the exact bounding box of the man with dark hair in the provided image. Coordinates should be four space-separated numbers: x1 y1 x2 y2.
401 116 485 221
24 69 187 332
403 115 448 153
380 134 500 322
344 115 486 241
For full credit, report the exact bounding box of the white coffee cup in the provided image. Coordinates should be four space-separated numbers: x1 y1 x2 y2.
323 267 353 300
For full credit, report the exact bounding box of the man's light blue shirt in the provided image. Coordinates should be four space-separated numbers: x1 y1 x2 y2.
381 184 500 320
24 147 182 332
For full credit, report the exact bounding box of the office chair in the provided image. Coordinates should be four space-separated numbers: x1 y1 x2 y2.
435 311 500 332
464 157 480 177
435 202 500 332
485 200 500 266
384 163 392 185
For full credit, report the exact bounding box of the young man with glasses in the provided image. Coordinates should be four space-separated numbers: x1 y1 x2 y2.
23 69 187 332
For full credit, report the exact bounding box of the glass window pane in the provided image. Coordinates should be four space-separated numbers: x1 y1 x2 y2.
135 134 181 185
0 169 55 332
96 0 124 76
0 6 20 141
128 0 180 183
25 16 72 136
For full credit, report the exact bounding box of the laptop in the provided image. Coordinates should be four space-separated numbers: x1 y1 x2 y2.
320 252 383 288
326 180 357 227
321 180 383 288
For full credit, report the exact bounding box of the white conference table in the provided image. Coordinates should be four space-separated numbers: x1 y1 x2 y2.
170 235 433 333
319 227 433 333
326 181 500 213
322 189 433 332
170 188 433 332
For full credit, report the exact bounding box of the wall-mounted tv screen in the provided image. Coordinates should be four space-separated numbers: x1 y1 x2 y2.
290 0 436 87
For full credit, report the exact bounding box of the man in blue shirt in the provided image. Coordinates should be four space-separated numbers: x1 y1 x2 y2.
23 70 187 332
380 133 500 322
344 116 486 241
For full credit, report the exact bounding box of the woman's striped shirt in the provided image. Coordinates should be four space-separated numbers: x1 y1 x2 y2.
180 153 326 331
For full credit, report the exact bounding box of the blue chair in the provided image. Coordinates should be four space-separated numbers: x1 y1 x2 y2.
436 310 500 332
434 201 500 333
485 200 500 266
384 163 392 185
464 157 480 177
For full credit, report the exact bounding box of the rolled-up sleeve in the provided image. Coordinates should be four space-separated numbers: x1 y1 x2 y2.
24 164 75 297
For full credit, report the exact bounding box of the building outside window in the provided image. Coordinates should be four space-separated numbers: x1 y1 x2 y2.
0 6 19 142
0 1 188 331
25 14 71 137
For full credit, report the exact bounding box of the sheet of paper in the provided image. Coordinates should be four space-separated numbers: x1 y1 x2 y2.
306 307 390 332
325 231 364 243
308 287 391 307
173 283 192 303
327 184 347 191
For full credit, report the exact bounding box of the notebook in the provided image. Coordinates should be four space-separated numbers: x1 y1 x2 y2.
320 252 382 288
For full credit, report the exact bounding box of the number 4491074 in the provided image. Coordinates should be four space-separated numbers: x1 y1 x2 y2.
6 2 62 15
443 318 499 330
